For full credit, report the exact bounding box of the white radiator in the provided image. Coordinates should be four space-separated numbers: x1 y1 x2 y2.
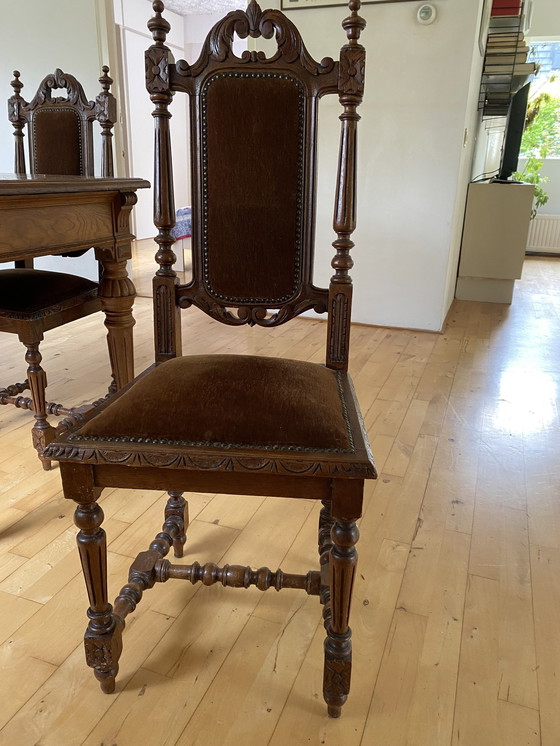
526 214 560 254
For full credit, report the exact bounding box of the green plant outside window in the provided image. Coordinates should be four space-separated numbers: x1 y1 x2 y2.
514 51 560 217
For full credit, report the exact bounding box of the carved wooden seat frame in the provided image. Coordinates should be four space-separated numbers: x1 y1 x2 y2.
1 68 117 469
46 0 374 717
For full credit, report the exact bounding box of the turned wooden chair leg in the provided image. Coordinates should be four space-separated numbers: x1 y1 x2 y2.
74 499 123 693
167 492 187 558
323 516 359 718
153 492 187 559
23 338 56 470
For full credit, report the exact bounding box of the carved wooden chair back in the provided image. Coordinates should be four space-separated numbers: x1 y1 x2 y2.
149 0 364 372
8 66 116 178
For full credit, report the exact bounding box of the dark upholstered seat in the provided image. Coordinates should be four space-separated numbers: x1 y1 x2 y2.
1 67 116 468
0 269 98 318
61 355 373 479
45 0 372 719
79 356 351 451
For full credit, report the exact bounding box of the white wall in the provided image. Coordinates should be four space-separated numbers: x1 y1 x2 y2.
259 0 484 330
116 0 189 240
0 0 110 174
115 3 245 240
529 0 560 38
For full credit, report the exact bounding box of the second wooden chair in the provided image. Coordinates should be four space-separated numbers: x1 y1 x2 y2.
0 67 117 468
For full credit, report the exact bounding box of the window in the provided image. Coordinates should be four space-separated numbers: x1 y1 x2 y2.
520 41 560 157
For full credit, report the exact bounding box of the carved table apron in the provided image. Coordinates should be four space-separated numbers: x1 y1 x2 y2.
0 174 150 389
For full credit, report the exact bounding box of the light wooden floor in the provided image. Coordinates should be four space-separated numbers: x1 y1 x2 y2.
1 256 559 745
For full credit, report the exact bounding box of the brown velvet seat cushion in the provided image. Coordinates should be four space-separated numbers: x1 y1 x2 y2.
78 355 353 453
0 269 98 318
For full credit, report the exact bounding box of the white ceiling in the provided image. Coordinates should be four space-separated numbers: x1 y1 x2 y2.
152 0 245 15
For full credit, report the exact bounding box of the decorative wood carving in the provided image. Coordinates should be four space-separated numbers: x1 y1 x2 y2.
145 45 171 94
84 620 123 691
115 190 139 236
28 68 94 110
175 0 336 76
328 292 350 364
177 288 328 328
323 655 352 712
46 441 375 479
339 47 366 97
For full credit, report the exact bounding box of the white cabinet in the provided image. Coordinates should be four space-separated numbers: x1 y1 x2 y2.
456 181 534 303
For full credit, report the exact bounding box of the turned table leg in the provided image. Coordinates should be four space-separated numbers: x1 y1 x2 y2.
98 255 136 390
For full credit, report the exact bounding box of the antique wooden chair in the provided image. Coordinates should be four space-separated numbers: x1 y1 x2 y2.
1 67 117 469
45 0 374 716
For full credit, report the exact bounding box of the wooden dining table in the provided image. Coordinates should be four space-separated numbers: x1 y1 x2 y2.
0 173 150 390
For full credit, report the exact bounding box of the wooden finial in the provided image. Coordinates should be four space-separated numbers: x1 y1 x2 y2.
343 0 366 44
99 65 113 93
96 65 117 177
148 0 170 44
11 70 23 96
9 70 26 174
